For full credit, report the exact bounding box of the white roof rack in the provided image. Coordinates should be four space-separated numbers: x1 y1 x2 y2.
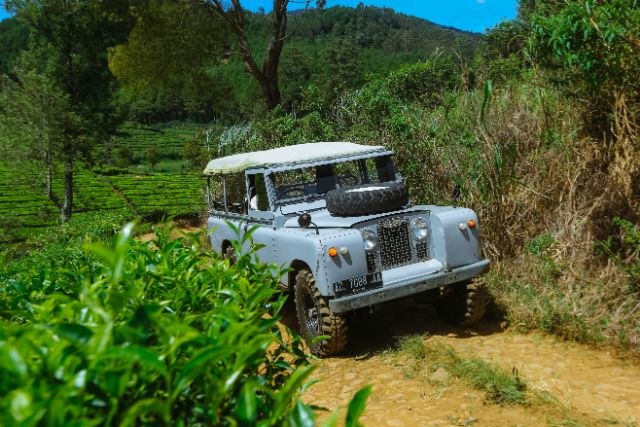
203 141 387 175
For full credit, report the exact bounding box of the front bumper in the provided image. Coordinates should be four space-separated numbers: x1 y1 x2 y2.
328 259 490 313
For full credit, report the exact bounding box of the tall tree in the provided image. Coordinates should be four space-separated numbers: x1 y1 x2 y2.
108 0 226 121
0 67 73 205
3 0 132 221
201 0 325 109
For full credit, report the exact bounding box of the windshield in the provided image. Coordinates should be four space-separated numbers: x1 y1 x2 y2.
272 155 396 204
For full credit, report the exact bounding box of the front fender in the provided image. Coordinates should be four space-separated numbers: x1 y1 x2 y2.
275 228 368 297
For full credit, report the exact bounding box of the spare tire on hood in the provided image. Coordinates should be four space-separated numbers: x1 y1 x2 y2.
326 182 409 216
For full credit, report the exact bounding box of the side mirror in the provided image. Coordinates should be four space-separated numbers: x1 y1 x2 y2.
298 212 312 228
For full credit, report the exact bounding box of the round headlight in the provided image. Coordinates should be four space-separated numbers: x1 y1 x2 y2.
411 217 429 241
361 228 378 251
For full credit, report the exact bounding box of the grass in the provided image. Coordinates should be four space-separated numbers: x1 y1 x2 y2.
392 335 528 406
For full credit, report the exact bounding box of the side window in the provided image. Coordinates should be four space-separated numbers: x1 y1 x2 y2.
214 174 247 215
210 178 225 211
247 173 270 211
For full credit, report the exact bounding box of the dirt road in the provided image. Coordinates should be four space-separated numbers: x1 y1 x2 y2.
294 300 640 426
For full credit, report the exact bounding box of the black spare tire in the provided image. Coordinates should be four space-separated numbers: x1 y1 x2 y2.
326 182 409 216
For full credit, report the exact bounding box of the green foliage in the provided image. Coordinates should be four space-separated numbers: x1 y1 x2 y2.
104 5 480 123
597 218 640 288
183 140 207 169
387 59 457 107
143 147 160 170
533 0 640 120
0 164 132 244
526 233 556 256
108 1 226 122
0 17 28 75
116 146 135 168
0 68 73 165
3 0 133 220
0 222 370 425
1 225 288 424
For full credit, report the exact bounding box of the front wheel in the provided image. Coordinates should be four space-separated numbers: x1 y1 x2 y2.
294 269 348 357
435 279 489 326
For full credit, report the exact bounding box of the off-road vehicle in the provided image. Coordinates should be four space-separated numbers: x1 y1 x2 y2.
203 142 490 356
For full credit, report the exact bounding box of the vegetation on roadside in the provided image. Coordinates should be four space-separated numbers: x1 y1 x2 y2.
391 336 527 406
0 219 371 425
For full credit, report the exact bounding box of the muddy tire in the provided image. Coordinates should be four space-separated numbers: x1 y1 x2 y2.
436 279 489 326
294 269 348 357
326 182 408 216
222 245 237 264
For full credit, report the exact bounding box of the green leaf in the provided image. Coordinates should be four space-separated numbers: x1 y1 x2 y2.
1 347 28 378
102 345 168 376
345 385 372 427
10 390 32 422
172 345 230 399
236 382 257 426
321 411 340 427
120 398 169 427
287 400 315 427
55 323 93 344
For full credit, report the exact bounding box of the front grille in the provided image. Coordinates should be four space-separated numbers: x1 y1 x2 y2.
378 218 412 269
366 251 377 273
416 241 429 260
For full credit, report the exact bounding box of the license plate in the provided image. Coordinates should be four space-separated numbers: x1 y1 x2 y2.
333 272 383 298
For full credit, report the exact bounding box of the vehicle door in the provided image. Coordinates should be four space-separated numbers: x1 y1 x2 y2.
245 172 277 266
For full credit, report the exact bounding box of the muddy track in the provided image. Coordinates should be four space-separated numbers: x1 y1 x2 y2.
281 299 640 426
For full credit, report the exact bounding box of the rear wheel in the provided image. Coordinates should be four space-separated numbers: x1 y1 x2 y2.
435 279 489 326
294 269 348 357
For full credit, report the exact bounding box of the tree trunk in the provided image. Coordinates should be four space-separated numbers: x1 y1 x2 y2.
61 149 73 222
45 149 54 202
206 0 291 110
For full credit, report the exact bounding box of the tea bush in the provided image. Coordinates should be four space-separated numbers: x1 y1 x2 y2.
0 224 369 425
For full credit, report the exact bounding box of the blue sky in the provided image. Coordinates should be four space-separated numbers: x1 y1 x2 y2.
0 0 9 21
243 0 518 33
0 0 518 33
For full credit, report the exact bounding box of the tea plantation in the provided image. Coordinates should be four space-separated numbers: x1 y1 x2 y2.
0 122 211 244
109 122 208 159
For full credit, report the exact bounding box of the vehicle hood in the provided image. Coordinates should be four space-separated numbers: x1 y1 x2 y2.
283 206 429 229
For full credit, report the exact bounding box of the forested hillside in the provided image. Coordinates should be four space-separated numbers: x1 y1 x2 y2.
109 5 480 122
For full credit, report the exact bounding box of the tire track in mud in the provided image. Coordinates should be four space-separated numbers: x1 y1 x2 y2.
292 299 640 426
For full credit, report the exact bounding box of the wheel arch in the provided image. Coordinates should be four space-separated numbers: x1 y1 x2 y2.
288 259 311 292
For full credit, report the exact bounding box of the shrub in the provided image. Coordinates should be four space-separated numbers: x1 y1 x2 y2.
116 146 135 168
144 147 160 170
533 0 640 131
0 224 369 425
386 59 457 107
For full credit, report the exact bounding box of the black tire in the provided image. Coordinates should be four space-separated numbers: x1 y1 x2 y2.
325 182 409 216
294 269 348 357
222 244 237 264
435 279 489 326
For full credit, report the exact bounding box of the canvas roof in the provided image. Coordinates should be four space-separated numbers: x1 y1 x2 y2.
203 141 387 175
